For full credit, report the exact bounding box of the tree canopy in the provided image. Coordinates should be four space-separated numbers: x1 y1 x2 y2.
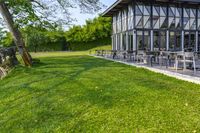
0 0 105 66
66 16 111 43
0 0 105 29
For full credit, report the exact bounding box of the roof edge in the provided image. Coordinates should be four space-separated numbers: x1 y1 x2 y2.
102 0 122 17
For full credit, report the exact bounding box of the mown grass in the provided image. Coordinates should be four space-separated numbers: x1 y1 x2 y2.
0 52 200 132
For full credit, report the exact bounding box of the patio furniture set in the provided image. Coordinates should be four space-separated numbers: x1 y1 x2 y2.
95 50 200 74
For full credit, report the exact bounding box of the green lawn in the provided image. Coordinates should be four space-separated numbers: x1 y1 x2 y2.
0 52 200 132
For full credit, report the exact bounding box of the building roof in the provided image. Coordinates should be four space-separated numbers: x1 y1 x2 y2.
102 0 200 17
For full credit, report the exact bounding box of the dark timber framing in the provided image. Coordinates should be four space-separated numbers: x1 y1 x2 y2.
103 0 200 52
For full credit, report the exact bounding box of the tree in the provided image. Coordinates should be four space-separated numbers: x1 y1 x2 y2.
0 0 104 66
0 27 5 46
66 16 111 43
0 2 32 66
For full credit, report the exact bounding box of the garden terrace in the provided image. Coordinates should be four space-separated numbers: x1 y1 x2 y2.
94 50 200 84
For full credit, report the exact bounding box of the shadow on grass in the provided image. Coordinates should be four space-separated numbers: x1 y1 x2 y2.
0 55 121 131
0 55 200 132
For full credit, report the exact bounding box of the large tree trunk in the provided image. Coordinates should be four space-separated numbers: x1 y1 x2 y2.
0 2 32 66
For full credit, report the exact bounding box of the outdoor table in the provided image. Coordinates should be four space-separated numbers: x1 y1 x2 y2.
127 50 136 61
95 50 101 56
146 51 160 66
111 50 117 59
160 51 184 69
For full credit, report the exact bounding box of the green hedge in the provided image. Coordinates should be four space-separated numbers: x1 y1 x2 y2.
27 42 64 52
69 37 111 51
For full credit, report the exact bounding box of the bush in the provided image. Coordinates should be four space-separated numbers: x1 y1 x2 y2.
69 37 111 51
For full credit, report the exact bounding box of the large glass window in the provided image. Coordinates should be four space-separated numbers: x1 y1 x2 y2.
183 8 196 30
184 32 195 51
190 9 196 30
198 9 200 30
160 31 166 51
135 4 151 29
175 8 182 29
128 31 133 50
169 31 181 51
153 31 166 51
152 6 168 29
144 31 150 51
135 4 143 28
136 31 150 51
168 6 176 29
184 31 190 50
122 33 127 50
169 31 175 50
183 8 190 30
113 15 117 34
136 31 143 50
117 34 121 50
153 6 160 29
112 35 117 50
153 31 159 51
122 9 127 31
128 5 134 30
117 12 122 33
176 32 182 51
160 7 168 29
143 5 151 28
190 32 196 50
198 32 200 51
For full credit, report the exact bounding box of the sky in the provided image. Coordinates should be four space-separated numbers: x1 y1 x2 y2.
70 0 116 26
0 0 116 30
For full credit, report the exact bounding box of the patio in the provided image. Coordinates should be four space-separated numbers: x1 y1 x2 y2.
93 50 200 84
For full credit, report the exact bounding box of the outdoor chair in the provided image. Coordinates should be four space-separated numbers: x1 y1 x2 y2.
159 51 177 69
111 50 117 59
136 50 148 64
118 50 127 60
126 50 136 62
175 52 197 74
146 51 160 67
159 51 170 68
95 50 101 56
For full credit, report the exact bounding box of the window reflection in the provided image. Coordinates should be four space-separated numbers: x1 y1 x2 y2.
169 7 175 29
128 5 134 30
144 31 150 51
160 32 166 51
169 31 175 50
122 33 127 50
153 31 159 51
137 31 143 50
128 31 133 50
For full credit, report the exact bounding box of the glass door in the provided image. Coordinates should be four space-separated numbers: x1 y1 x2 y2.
169 31 175 51
143 31 150 51
128 31 133 51
160 31 167 51
184 31 196 51
136 31 143 50
122 33 126 50
198 32 200 51
136 30 150 51
153 31 167 51
117 34 121 50
153 31 159 51
169 31 181 51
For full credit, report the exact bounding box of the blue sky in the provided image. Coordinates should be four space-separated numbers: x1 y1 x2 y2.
70 0 116 26
0 0 116 30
